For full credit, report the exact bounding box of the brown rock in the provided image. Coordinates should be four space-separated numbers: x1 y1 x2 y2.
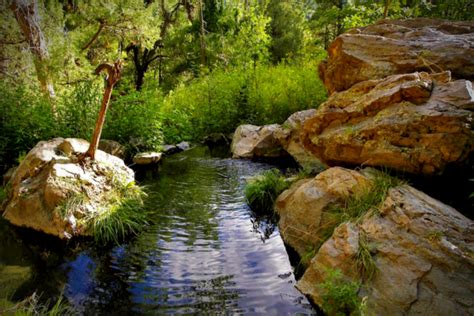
275 167 372 258
297 184 474 315
302 72 474 174
99 139 126 159
319 18 474 94
231 124 287 158
274 110 326 171
2 138 135 239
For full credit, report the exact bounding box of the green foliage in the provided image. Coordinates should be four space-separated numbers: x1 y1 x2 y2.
320 269 364 316
104 89 164 153
0 84 57 169
0 293 75 316
160 60 326 142
355 232 377 281
329 169 404 224
266 0 305 62
90 181 149 246
244 169 289 213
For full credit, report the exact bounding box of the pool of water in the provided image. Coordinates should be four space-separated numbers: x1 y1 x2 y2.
0 146 315 314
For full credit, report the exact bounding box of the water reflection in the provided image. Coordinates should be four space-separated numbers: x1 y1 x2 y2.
2 146 315 314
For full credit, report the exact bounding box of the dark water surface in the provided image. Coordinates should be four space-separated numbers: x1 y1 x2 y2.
1 146 315 315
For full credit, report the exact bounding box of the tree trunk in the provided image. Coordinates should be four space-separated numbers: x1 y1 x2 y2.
84 61 122 160
383 0 391 18
199 0 206 66
10 0 55 98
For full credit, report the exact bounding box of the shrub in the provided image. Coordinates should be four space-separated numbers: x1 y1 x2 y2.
0 84 57 170
160 61 327 143
103 89 164 153
320 269 364 316
244 169 289 213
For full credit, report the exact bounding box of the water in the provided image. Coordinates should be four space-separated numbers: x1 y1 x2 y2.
0 146 315 314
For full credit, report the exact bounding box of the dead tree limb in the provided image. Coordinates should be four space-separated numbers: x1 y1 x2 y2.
83 60 122 160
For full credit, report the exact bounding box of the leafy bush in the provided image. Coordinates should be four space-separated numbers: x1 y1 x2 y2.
244 169 289 213
0 84 57 170
160 61 327 143
320 269 364 316
103 89 164 153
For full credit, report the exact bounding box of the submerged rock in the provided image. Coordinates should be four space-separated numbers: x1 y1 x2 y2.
99 139 126 160
133 152 163 165
231 124 287 159
302 71 474 174
2 138 136 239
319 18 474 94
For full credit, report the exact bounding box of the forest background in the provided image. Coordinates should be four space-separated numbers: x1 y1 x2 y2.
1 0 472 171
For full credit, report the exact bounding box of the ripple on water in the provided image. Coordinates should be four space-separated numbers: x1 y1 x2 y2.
26 147 315 314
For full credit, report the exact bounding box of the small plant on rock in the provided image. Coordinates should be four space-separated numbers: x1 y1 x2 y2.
320 268 364 316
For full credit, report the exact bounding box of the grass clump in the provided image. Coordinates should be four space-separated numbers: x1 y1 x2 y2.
320 269 365 316
244 169 289 213
0 293 75 316
329 169 404 224
90 183 148 245
355 232 377 281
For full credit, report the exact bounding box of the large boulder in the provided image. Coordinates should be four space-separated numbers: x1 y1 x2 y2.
2 138 136 239
231 124 287 159
274 110 325 171
301 71 474 174
296 183 474 315
319 18 474 94
275 167 371 258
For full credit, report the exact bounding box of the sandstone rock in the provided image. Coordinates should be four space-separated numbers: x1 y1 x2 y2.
296 183 474 315
302 72 474 174
275 167 372 257
133 152 162 165
99 139 126 159
2 138 135 239
319 18 474 94
3 167 16 186
231 124 287 159
274 110 325 171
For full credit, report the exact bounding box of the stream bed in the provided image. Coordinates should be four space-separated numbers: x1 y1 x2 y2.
0 146 315 314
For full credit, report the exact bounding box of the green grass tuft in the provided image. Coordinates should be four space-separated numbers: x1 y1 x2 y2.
355 232 377 281
244 169 289 213
89 183 149 246
320 269 364 316
0 292 76 316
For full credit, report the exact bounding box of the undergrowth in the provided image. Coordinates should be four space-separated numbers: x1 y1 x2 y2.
0 292 75 316
320 269 366 316
244 169 289 213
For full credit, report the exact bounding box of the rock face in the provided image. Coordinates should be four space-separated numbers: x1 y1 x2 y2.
319 18 474 94
2 138 135 239
231 124 287 159
99 139 126 159
275 167 371 257
133 152 163 165
274 110 325 171
302 71 474 174
276 167 474 315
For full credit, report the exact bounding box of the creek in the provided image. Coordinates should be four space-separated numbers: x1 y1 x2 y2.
0 146 315 314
